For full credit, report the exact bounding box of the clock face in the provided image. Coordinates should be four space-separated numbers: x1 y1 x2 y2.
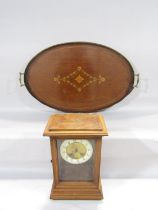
57 139 95 181
60 140 93 164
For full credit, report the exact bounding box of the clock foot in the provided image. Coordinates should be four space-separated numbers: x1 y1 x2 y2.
50 180 103 200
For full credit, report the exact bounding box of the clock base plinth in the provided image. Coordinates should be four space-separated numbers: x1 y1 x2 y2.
50 179 103 200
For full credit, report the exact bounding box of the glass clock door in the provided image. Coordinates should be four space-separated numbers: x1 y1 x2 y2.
57 139 95 181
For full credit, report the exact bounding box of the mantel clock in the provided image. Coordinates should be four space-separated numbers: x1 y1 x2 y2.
44 114 108 199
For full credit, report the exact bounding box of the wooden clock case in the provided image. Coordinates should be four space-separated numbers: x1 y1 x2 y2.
44 114 108 199
22 42 139 200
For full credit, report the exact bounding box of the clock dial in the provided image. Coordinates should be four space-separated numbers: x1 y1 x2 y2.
60 140 93 164
57 139 95 181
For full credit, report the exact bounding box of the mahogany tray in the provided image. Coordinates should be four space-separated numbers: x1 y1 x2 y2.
24 42 135 112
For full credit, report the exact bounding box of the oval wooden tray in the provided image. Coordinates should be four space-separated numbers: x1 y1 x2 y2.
24 42 134 112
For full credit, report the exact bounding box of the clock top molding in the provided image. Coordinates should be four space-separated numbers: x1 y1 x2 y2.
43 113 108 138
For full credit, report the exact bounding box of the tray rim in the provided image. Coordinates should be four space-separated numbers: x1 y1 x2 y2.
24 41 135 112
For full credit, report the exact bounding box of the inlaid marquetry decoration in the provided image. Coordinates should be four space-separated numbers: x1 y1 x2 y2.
53 66 106 92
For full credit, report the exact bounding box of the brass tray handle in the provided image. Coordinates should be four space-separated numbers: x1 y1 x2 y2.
133 73 139 88
19 72 25 87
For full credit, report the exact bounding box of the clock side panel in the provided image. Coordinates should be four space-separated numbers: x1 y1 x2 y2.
57 140 95 181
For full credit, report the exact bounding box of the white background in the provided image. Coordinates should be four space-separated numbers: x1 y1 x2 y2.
0 0 158 179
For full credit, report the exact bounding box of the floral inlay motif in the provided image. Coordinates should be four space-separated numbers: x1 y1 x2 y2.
53 66 106 92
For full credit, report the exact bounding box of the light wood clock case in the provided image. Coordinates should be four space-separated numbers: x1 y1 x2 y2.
44 114 108 199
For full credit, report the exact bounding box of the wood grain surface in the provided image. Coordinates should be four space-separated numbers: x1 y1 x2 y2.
43 113 108 137
24 42 134 112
